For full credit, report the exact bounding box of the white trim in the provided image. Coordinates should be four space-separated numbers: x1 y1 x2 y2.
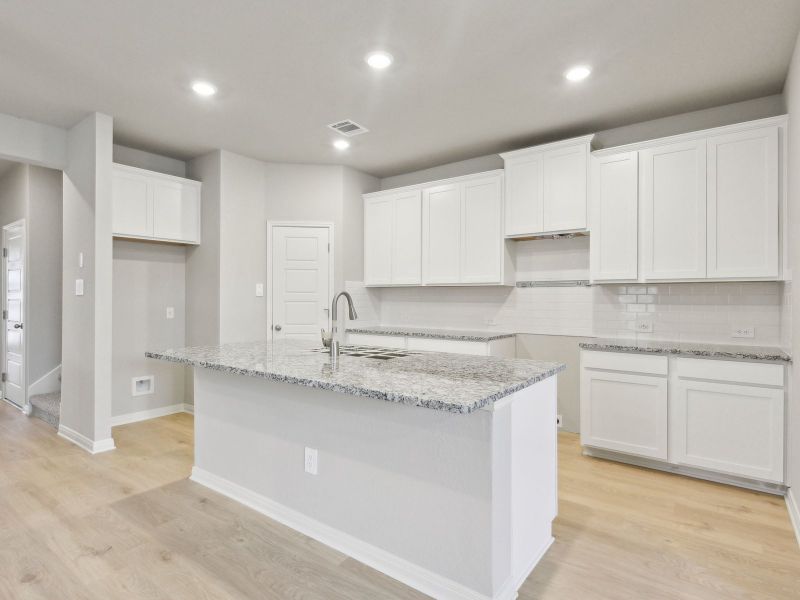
191 466 512 600
500 134 595 160
2 218 27 410
28 364 61 398
266 221 335 342
786 489 800 549
513 536 554 591
364 169 505 198
110 403 188 426
57 424 116 454
183 402 194 415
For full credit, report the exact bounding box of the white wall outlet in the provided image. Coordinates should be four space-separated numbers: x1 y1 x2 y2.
75 278 84 296
635 316 653 333
131 375 154 396
304 447 318 475
166 306 175 319
484 317 497 326
731 326 755 339
556 414 563 428
255 283 264 297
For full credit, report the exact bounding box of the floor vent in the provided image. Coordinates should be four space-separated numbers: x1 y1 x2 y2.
327 119 369 137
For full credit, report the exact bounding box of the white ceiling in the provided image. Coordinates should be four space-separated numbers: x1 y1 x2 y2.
2 0 799 177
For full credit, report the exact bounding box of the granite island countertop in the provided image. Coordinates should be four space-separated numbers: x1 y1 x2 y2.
580 338 791 363
146 340 564 414
345 325 515 342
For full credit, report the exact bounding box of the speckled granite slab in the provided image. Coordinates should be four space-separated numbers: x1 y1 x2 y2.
345 325 514 342
580 338 791 363
146 341 564 414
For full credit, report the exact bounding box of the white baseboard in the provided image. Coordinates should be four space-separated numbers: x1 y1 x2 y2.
191 466 509 600
110 403 191 426
513 536 554 591
183 402 194 415
57 424 116 454
786 489 800 549
28 364 61 398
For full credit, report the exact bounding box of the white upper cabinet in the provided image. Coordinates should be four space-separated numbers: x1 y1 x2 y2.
461 175 504 283
640 139 707 280
501 135 593 237
364 190 422 286
590 151 639 282
423 183 462 284
112 164 201 245
707 126 779 279
363 195 394 286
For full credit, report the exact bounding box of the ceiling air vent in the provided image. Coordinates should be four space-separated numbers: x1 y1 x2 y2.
327 119 369 137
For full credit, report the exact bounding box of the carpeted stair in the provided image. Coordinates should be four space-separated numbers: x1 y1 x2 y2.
29 391 61 429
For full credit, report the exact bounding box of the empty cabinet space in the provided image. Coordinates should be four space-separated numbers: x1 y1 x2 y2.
112 164 201 244
580 351 669 460
501 135 593 237
589 151 639 282
363 189 422 286
673 358 784 483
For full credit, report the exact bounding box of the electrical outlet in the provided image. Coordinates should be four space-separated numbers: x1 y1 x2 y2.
255 283 264 297
75 278 84 296
484 317 497 326
731 326 755 339
304 447 318 475
166 306 175 319
635 316 653 333
556 414 563 428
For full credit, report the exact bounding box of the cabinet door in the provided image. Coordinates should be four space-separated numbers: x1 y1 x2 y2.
504 153 542 236
364 196 394 286
673 379 784 482
707 126 779 279
542 143 588 232
580 368 668 460
461 175 503 283
423 183 461 284
590 152 638 281
112 169 151 237
392 190 422 285
152 180 200 243
641 140 706 280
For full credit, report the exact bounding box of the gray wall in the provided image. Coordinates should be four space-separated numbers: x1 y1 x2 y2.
784 33 800 494
112 240 186 417
516 334 588 434
380 94 785 190
342 166 380 282
113 144 187 178
0 162 27 227
26 166 62 385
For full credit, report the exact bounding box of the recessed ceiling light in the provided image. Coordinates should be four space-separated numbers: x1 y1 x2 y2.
333 139 350 150
365 51 393 70
564 65 591 82
191 80 217 97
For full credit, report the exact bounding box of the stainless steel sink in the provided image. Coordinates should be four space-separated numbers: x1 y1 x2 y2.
309 345 417 360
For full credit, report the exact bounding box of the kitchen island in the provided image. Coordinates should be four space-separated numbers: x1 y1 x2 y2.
147 341 564 600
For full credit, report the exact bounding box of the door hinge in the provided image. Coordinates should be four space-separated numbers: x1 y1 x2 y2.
2 310 6 320
2 248 6 258
327 243 330 253
1 373 6 383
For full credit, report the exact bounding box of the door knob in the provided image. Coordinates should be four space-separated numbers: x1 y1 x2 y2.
13 323 22 329
274 324 282 331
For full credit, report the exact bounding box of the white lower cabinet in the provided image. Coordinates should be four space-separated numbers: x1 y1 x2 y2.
580 351 786 487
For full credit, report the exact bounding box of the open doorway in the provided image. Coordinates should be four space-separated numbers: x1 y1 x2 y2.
0 160 63 426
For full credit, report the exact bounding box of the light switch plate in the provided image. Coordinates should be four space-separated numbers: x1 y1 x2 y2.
166 306 175 319
78 252 84 268
731 326 755 339
256 283 264 297
75 279 84 296
304 447 318 475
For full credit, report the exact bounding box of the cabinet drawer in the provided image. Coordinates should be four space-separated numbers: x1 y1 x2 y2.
675 357 783 387
581 350 667 375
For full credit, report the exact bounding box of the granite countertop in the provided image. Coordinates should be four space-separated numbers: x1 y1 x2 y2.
579 338 791 363
146 341 564 414
345 325 515 342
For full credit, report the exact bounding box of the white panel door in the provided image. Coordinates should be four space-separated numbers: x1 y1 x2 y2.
504 153 542 236
152 179 200 243
392 190 422 285
3 223 25 407
580 369 668 460
590 152 639 281
363 196 393 286
641 140 707 280
112 169 151 237
542 143 588 232
423 183 461 284
707 126 779 279
461 175 503 283
673 379 784 482
271 226 331 341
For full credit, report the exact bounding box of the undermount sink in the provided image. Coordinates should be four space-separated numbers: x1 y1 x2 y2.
309 345 417 360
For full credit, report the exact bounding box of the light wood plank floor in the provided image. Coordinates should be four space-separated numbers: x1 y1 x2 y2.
1 402 798 599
